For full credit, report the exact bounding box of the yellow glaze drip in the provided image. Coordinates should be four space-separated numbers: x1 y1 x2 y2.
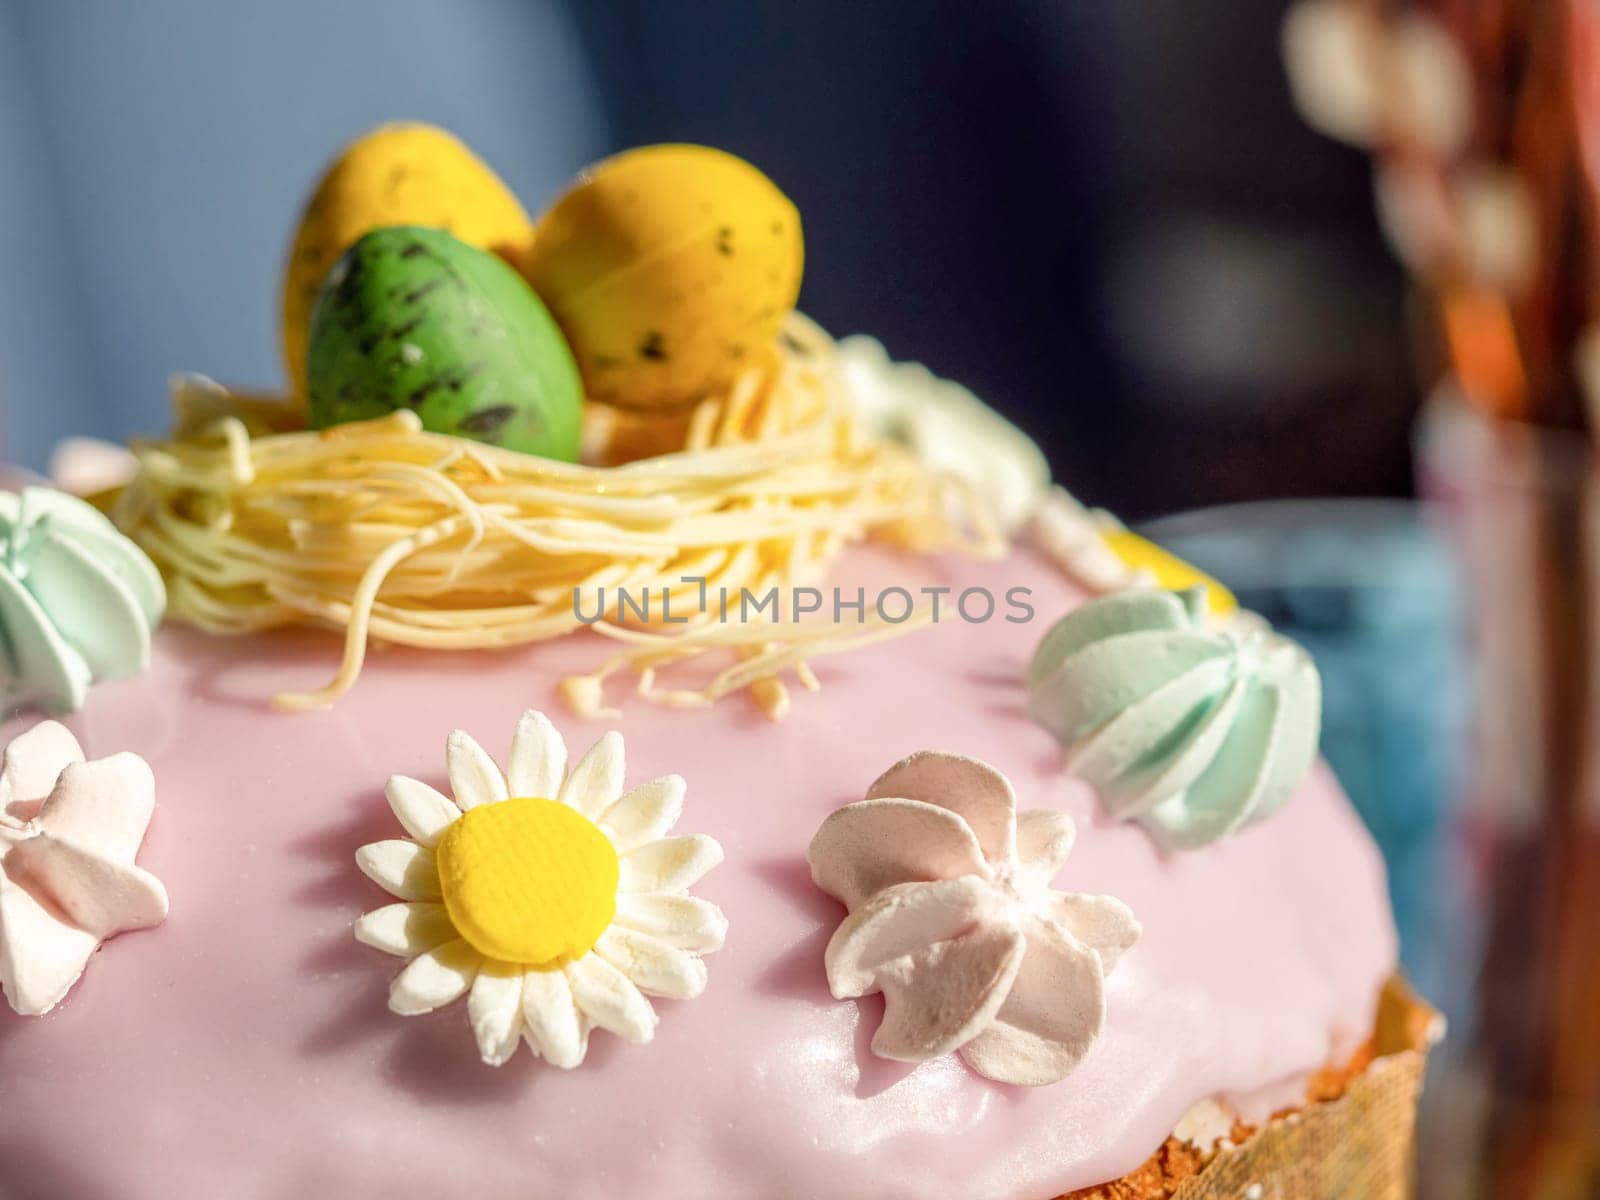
1101 529 1239 618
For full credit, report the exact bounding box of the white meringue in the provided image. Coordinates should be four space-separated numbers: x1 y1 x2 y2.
808 750 1139 1086
0 720 169 1016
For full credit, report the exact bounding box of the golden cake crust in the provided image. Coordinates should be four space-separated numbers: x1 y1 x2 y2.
1061 979 1436 1200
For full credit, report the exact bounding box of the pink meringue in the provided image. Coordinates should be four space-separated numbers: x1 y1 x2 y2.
808 749 1140 1086
0 720 168 1016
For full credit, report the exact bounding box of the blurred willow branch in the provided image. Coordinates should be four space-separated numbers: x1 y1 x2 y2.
1284 0 1600 429
1285 4 1600 1195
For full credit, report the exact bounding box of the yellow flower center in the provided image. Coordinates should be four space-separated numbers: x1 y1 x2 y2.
1101 529 1238 618
434 796 619 966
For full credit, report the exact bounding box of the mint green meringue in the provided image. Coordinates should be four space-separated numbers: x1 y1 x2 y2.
1025 588 1321 851
0 488 166 715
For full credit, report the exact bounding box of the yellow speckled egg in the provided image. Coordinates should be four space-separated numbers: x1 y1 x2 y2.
280 122 534 402
520 144 804 410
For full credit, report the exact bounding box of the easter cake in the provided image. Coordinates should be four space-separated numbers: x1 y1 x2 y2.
0 125 1433 1199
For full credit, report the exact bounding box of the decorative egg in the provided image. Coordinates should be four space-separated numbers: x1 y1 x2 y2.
0 488 166 715
520 143 804 411
281 122 535 402
1025 587 1321 851
306 226 583 460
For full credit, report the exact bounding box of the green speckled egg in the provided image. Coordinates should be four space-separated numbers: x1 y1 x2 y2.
307 226 583 459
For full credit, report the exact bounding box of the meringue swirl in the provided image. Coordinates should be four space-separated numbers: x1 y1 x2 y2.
0 719 169 1015
836 334 1051 534
0 488 166 714
808 749 1139 1086
1026 588 1322 851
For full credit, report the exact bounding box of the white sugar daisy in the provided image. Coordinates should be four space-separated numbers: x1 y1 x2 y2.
353 711 727 1067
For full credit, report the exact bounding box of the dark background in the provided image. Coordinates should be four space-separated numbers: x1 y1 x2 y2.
0 0 1418 518
577 0 1419 517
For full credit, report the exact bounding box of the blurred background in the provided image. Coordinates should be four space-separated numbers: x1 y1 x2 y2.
4 1 1597 1196
0 0 1417 515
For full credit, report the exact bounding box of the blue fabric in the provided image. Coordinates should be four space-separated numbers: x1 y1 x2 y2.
1141 501 1466 1000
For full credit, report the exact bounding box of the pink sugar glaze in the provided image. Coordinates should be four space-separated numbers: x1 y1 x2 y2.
0 546 1395 1200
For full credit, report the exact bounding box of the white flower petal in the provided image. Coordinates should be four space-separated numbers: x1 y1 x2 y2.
0 719 83 817
1043 893 1141 973
388 938 480 1015
559 732 625 819
822 876 1022 1060
507 710 566 800
384 776 459 847
4 833 168 938
521 966 587 1069
866 750 1017 866
354 902 455 957
807 797 987 911
874 923 1026 1062
1013 808 1076 889
596 926 708 1000
0 875 99 1016
601 775 686 850
618 833 722 894
468 964 526 1066
615 893 728 952
958 921 1105 1086
823 876 995 998
34 755 154 863
565 952 658 1044
356 840 441 901
446 730 509 810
